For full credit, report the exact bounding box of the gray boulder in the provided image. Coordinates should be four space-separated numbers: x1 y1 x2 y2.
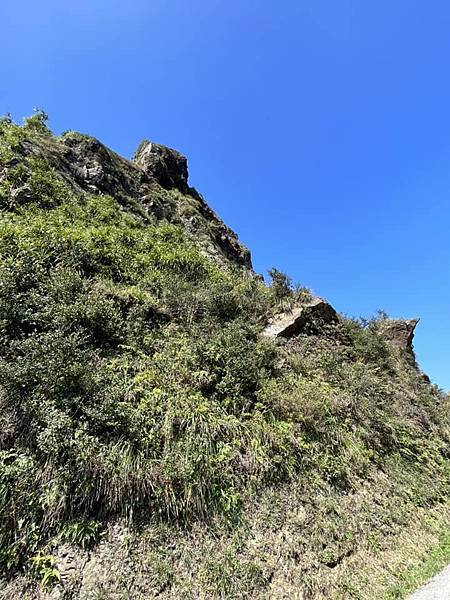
262 298 338 340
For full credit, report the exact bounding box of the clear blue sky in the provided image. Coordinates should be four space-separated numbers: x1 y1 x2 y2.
2 1 449 389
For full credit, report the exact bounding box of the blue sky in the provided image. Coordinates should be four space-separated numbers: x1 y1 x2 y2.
2 1 449 389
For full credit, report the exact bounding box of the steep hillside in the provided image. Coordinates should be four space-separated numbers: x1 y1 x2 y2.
0 113 449 599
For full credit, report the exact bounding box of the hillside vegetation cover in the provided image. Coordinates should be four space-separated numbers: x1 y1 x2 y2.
0 113 449 599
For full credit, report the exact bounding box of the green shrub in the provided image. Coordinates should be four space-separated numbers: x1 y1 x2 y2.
0 115 448 588
23 109 52 136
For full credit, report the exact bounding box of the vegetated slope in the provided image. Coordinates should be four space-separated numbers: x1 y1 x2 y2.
0 113 449 599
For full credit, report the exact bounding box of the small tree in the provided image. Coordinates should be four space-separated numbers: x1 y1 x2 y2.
23 109 51 135
268 267 292 301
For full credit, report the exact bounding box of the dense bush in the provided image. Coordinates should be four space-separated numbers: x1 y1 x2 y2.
0 117 448 584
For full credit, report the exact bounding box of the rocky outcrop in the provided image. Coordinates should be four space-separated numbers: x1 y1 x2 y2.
378 318 419 353
58 133 141 199
134 140 189 192
262 298 339 340
8 131 252 270
185 187 252 269
52 544 88 597
133 140 251 268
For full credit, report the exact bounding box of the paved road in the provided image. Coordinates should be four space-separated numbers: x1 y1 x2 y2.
408 564 450 599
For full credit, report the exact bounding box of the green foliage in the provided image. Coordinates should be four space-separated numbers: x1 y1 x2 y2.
0 118 25 164
336 316 394 370
383 530 450 599
0 126 291 571
23 109 52 136
267 266 313 310
267 267 292 302
59 520 100 549
0 115 449 595
31 553 60 588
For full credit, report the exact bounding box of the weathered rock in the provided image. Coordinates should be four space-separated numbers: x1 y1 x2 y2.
186 187 253 269
11 131 253 271
133 140 189 192
10 184 35 206
59 133 140 199
262 298 339 340
378 318 419 353
54 543 87 588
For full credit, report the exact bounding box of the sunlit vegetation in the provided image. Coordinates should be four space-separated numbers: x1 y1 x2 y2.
0 116 449 597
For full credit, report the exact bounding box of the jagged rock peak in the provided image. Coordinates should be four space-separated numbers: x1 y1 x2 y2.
378 318 419 353
133 140 189 192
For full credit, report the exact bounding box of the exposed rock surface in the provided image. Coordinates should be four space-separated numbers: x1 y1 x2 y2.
134 140 189 192
57 133 141 200
262 298 339 339
9 131 252 269
378 318 419 353
48 544 88 599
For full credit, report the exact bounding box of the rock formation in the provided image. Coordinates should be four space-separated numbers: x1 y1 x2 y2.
134 140 189 192
7 130 252 269
262 297 339 339
378 318 419 353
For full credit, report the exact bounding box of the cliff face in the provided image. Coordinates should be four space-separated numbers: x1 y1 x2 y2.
2 125 251 270
0 115 449 600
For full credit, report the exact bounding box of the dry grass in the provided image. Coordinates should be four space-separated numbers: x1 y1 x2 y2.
4 475 448 599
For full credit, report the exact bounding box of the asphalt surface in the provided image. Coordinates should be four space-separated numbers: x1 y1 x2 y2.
408 565 450 600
